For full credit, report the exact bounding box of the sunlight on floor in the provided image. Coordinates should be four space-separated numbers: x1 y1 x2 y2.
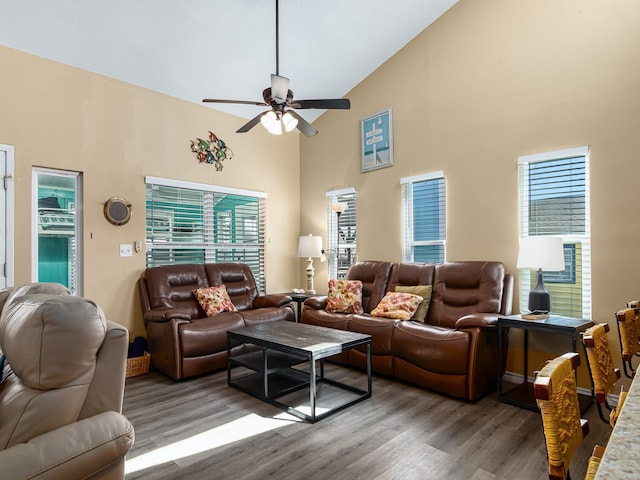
125 411 307 475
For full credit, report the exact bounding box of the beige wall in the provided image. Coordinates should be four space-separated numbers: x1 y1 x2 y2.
300 0 640 379
0 45 301 338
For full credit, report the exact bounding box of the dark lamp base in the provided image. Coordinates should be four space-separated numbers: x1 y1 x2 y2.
528 269 551 314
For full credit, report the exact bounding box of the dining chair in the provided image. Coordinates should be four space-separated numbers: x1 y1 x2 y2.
581 323 628 426
534 352 604 480
583 445 605 480
614 307 640 378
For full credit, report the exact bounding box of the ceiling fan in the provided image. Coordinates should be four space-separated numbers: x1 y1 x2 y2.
202 0 350 137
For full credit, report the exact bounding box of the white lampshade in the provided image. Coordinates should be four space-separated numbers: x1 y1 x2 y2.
297 234 323 258
260 111 282 135
331 202 348 214
282 111 298 132
517 236 565 271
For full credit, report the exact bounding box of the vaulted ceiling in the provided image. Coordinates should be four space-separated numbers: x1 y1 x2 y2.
0 0 458 124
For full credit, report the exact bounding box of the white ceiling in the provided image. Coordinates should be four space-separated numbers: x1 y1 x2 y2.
0 0 458 125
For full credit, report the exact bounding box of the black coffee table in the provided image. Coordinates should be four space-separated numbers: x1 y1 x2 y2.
227 321 372 422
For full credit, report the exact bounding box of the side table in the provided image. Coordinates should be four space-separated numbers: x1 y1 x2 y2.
283 292 316 322
497 314 594 413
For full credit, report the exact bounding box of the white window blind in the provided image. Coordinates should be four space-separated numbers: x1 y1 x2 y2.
145 177 267 292
401 171 446 263
518 147 591 318
326 188 356 279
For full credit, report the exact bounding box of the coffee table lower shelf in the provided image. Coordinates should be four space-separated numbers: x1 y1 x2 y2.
227 323 372 423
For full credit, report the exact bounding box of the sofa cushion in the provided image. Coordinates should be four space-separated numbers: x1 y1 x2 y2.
179 313 245 357
345 261 393 313
193 285 237 317
394 285 432 322
392 321 470 375
428 261 504 329
144 264 209 319
204 263 258 311
371 292 423 320
326 279 364 314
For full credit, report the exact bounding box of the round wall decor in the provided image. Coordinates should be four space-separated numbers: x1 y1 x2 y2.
104 197 132 226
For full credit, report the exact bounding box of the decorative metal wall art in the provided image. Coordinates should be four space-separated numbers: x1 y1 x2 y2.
190 131 233 171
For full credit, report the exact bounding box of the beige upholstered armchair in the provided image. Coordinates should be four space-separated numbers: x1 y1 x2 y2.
0 284 134 479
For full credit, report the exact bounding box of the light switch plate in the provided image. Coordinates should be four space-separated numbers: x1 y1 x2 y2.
120 244 133 257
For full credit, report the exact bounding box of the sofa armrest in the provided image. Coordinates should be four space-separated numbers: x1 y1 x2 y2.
0 411 134 480
304 295 328 310
455 313 499 330
253 294 292 309
144 307 192 322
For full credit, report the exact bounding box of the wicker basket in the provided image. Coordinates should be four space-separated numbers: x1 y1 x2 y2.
126 351 151 378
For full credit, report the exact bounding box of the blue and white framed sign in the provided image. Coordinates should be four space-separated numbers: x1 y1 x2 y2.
361 108 393 172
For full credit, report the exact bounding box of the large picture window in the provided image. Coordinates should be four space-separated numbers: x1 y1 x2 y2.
326 188 356 279
145 177 267 292
401 171 446 263
518 147 591 318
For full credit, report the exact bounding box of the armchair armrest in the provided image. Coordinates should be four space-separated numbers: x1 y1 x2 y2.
304 295 328 310
144 307 192 323
253 294 293 309
0 411 134 480
455 313 499 330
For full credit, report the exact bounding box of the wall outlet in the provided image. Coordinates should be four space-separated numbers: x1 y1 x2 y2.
120 244 133 257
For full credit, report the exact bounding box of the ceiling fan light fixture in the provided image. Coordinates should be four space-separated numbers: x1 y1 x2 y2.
282 111 298 132
260 110 282 135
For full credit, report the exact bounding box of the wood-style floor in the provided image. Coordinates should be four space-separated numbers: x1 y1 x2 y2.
123 365 611 480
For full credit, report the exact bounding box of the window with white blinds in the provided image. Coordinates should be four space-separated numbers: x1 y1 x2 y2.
518 147 591 318
145 177 267 292
326 188 356 279
401 171 446 263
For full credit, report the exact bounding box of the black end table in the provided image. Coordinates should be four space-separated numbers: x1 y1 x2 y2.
283 292 317 321
497 314 594 413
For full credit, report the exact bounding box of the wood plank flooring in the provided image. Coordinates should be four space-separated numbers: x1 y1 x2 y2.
123 365 611 480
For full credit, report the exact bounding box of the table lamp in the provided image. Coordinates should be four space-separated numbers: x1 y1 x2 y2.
517 236 565 316
298 234 323 294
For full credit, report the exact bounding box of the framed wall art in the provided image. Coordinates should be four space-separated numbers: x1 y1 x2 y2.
361 109 393 172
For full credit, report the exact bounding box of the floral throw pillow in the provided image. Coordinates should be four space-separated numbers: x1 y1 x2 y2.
371 292 424 321
394 285 432 323
193 285 237 317
325 279 364 314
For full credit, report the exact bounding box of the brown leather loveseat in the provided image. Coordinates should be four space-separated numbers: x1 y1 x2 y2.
301 261 513 400
138 262 295 380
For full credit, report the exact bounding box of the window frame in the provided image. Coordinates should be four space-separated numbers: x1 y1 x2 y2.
31 167 83 295
145 176 267 292
326 188 356 280
401 171 446 264
518 146 591 318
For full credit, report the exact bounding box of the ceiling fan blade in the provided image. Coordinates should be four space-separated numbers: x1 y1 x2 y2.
236 112 265 133
270 74 290 104
291 98 351 110
288 110 318 137
202 99 268 107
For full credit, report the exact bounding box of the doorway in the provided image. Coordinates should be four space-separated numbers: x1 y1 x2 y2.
0 145 14 288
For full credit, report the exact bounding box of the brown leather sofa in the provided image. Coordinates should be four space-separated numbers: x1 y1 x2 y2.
301 261 513 401
0 283 134 479
138 262 295 380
